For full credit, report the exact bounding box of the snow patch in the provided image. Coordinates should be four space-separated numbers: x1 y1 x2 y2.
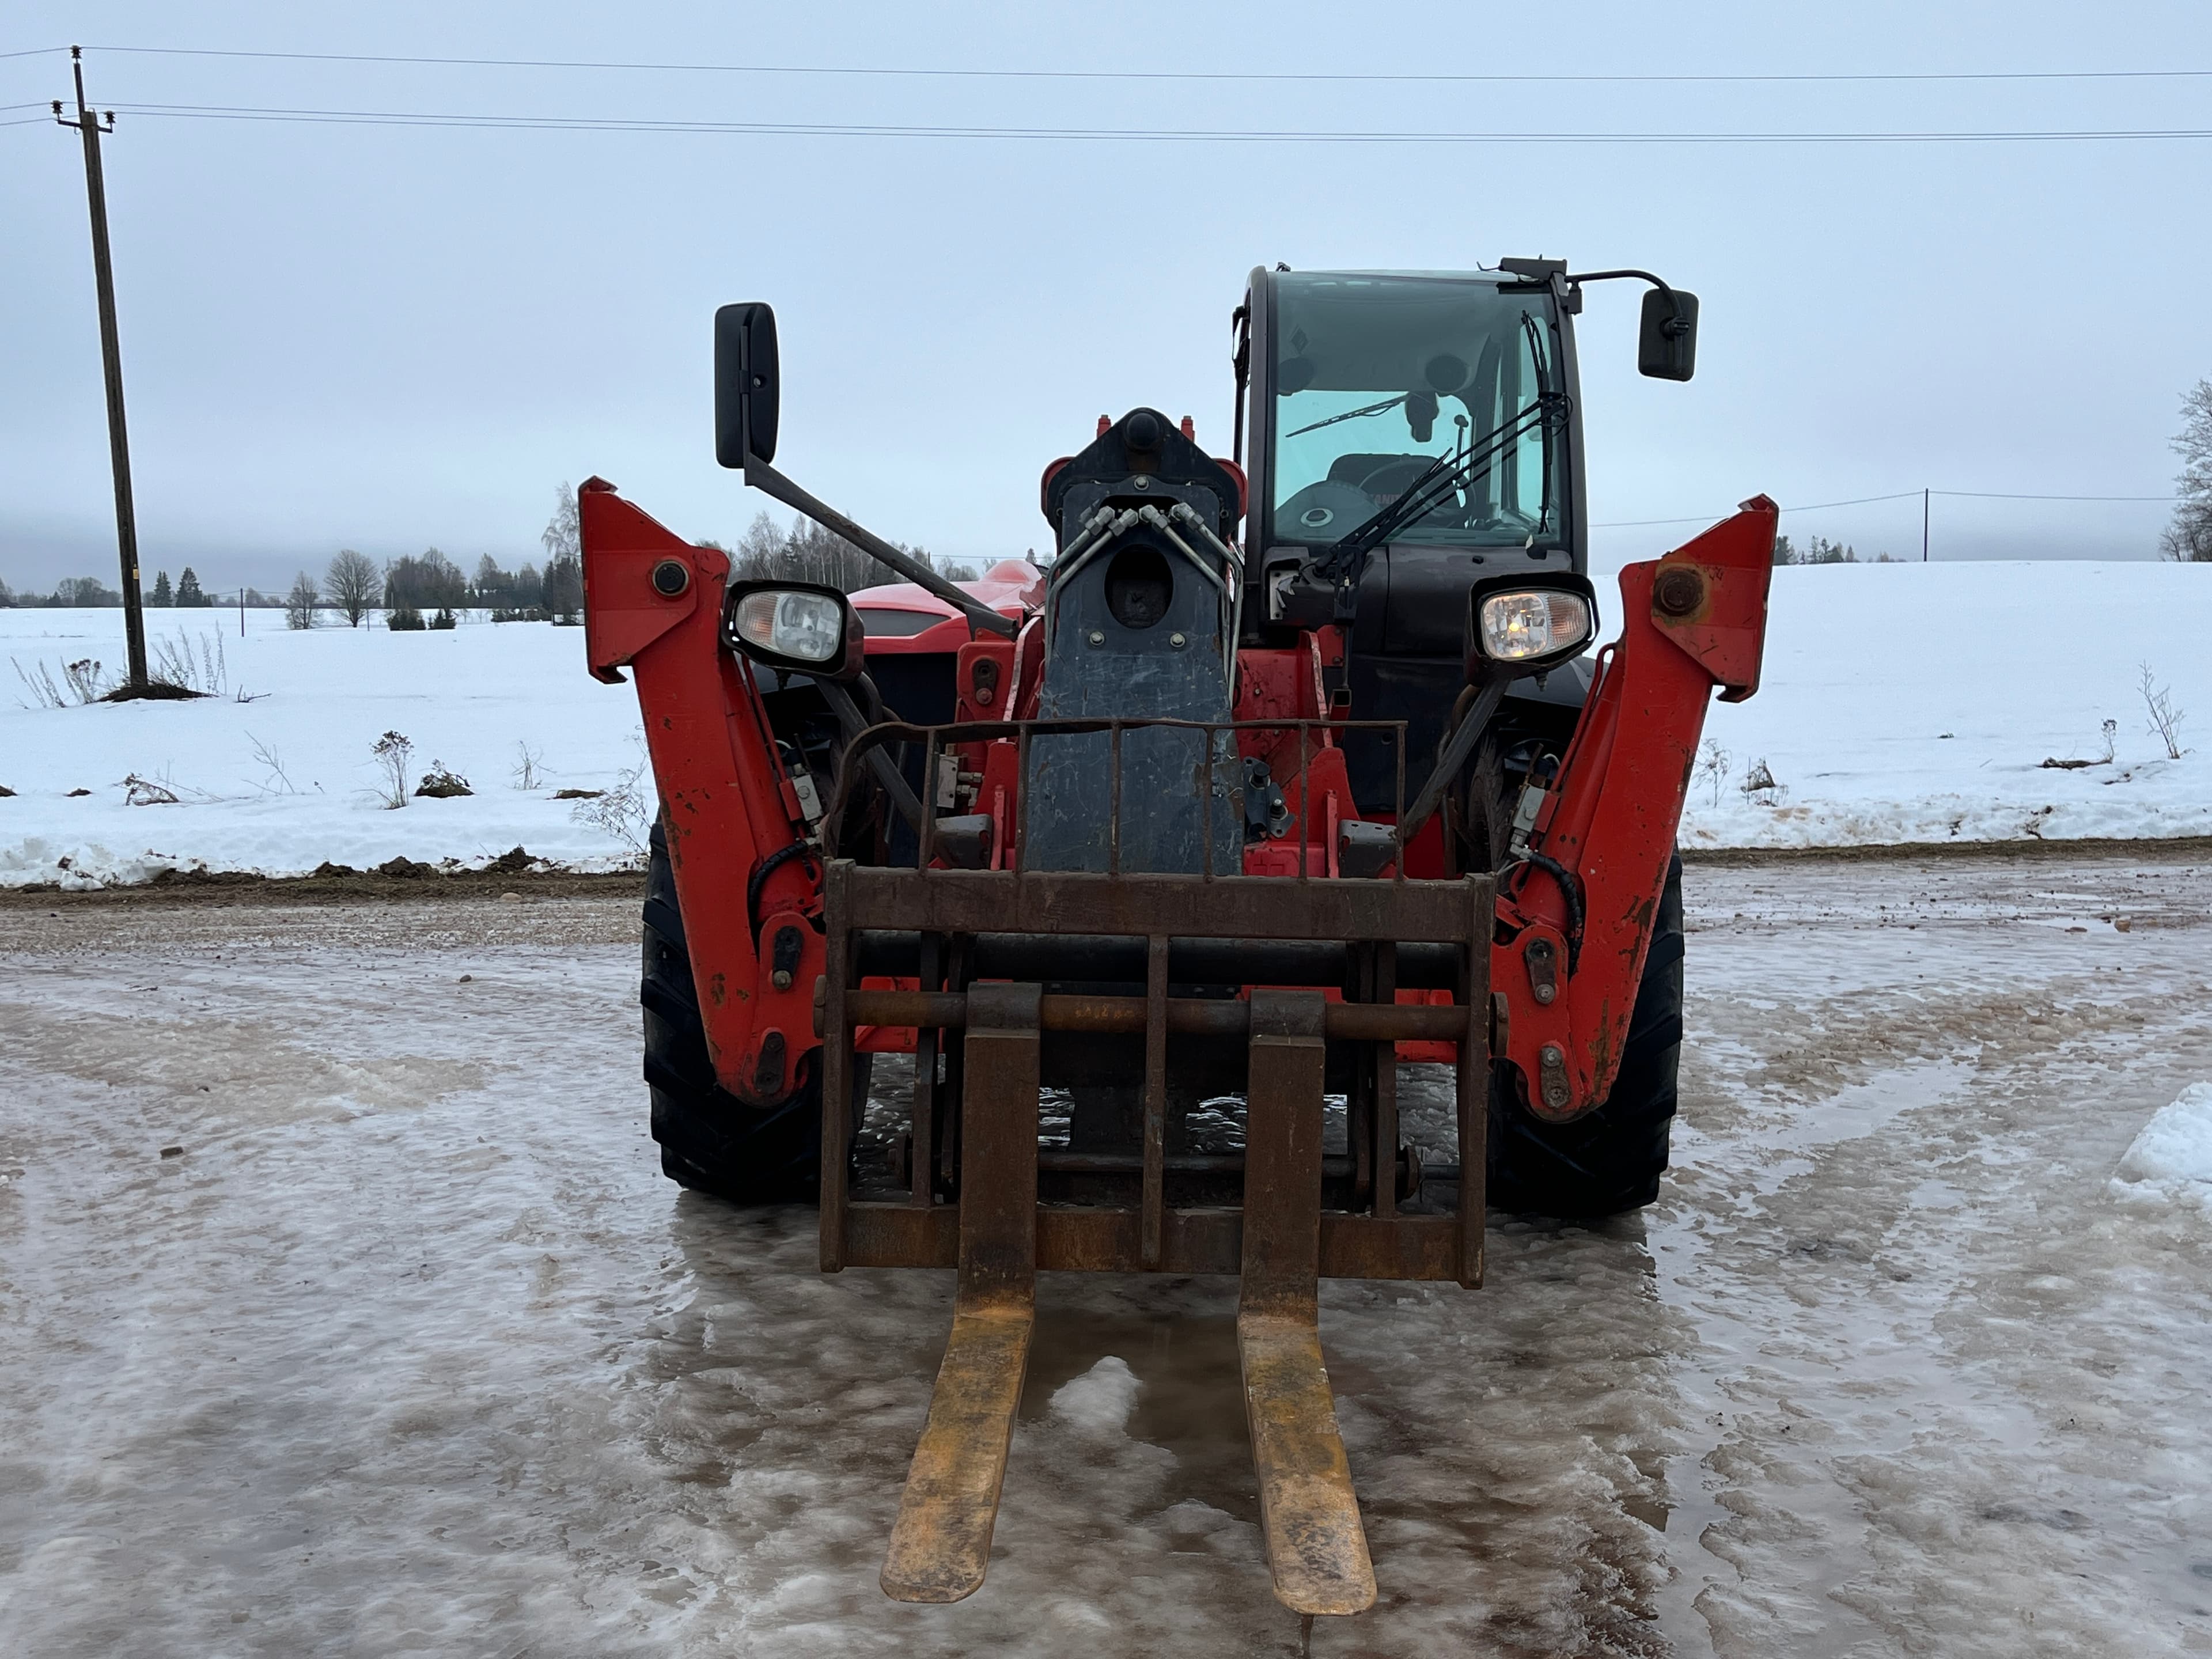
2111 1082 2212 1213
1048 1355 1141 1435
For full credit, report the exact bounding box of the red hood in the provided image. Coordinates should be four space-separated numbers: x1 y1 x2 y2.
850 559 1042 620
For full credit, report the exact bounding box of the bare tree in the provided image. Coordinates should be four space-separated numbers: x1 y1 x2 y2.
2140 663 2188 760
543 482 582 567
283 571 320 630
325 548 380 626
540 485 585 623
2162 379 2212 562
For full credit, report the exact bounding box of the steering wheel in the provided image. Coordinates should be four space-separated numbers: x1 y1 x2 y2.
1354 455 1471 531
1278 480 1378 540
1355 455 1451 502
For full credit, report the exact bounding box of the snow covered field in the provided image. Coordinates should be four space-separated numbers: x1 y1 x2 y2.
2 556 2207 887
2 855 2209 1654
1 609 649 887
1666 560 2211 850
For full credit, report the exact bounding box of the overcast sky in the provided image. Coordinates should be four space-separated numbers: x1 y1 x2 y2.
3 0 2209 597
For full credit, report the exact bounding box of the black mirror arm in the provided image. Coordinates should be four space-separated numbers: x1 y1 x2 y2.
1563 268 1690 334
741 456 1020 639
818 679 927 832
1396 677 1508 852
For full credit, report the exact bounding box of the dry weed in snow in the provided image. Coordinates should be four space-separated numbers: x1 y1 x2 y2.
511 742 546 791
569 745 650 855
370 732 413 810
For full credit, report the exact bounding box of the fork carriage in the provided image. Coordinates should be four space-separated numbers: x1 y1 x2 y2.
812 714 1494 1612
820 862 1490 1610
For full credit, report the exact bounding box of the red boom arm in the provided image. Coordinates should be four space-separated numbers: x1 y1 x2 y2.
1488 497 1777 1120
579 479 827 1107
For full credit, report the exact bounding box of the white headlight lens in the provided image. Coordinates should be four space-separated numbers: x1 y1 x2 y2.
734 589 846 664
1478 590 1593 662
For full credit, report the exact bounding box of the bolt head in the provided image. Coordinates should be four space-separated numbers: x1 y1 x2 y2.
1653 565 1705 618
1088 630 1105 647
1169 632 1187 650
771 969 793 991
650 559 691 597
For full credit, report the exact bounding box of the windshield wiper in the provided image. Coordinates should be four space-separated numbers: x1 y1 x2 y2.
1305 392 1566 619
1283 393 1408 440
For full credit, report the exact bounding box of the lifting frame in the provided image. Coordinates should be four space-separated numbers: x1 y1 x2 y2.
816 862 1493 1613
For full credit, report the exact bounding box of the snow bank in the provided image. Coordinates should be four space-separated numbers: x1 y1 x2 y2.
2 558 2207 885
2110 1082 2212 1213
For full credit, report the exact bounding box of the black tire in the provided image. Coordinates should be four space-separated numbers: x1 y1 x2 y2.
641 819 866 1203
1488 853 1684 1219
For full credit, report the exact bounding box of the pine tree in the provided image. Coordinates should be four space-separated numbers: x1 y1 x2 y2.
176 567 206 607
150 570 173 606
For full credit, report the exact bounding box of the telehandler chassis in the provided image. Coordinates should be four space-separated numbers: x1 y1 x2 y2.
580 267 1774 1615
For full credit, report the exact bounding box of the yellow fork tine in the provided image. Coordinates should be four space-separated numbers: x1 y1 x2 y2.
880 982 1041 1605
881 1303 1034 1602
1240 990 1377 1617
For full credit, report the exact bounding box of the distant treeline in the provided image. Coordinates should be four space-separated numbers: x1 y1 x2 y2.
4 486 1001 623
0 568 243 608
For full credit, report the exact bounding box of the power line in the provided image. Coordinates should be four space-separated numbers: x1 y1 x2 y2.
1593 487 2176 529
63 44 2212 86
1601 491 1927 527
1934 488 2178 501
68 101 2212 145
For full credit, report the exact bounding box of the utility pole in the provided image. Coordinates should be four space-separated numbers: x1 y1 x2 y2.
53 46 148 691
1922 487 1930 563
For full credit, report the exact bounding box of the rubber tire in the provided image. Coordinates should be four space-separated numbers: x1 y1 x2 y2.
641 819 866 1203
1488 853 1684 1219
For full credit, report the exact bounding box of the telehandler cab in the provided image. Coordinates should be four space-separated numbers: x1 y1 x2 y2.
579 260 1774 1615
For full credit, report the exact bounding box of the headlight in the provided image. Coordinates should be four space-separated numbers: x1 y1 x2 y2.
722 581 861 679
1478 590 1593 661
734 589 845 662
1463 573 1600 684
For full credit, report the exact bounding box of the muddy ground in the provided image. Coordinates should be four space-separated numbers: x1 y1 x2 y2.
2 851 2209 1656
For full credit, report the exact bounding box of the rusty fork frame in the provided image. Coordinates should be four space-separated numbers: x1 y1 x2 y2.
819 865 1489 1614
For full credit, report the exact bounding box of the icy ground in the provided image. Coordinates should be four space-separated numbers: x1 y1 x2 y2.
3 854 2211 1656
4 557 2210 887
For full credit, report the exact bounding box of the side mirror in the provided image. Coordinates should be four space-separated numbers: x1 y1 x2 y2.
1638 287 1698 381
1463 572 1599 684
714 302 780 467
722 581 862 680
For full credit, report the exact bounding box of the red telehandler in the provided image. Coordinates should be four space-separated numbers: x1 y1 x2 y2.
580 260 1773 1616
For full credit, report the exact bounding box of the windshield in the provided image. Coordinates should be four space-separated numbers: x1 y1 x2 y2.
1270 272 1565 548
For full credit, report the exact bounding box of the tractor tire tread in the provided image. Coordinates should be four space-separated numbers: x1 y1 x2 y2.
639 818 861 1205
1488 852 1684 1219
